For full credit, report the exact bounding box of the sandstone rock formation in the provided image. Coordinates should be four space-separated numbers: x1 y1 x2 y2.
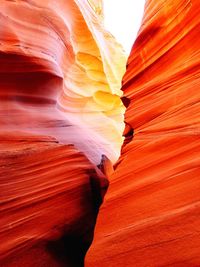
86 0 200 266
0 0 125 266
0 132 108 267
2 0 200 266
0 0 126 164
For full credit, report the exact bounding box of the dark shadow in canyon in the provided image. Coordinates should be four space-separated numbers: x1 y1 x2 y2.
46 168 109 267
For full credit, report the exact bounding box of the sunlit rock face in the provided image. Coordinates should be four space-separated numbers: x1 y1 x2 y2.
0 0 125 266
86 0 200 266
0 0 126 164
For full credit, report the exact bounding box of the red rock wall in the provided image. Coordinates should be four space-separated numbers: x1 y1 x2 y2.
86 0 200 266
0 0 126 165
0 132 109 267
0 0 124 266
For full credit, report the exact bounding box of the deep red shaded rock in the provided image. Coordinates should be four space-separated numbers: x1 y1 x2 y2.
0 133 108 266
86 0 200 266
0 1 125 266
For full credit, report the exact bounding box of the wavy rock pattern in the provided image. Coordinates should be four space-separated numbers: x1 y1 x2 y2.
0 0 125 266
0 133 108 266
0 0 126 164
86 0 200 266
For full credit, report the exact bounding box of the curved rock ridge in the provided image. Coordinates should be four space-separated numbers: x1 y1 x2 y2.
0 132 108 266
86 0 200 266
0 0 126 164
0 0 126 266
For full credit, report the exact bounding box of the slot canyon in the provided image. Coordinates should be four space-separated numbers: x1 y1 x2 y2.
0 0 200 267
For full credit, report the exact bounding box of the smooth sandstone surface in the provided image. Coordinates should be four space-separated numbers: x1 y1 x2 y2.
0 133 108 267
86 0 200 266
0 0 125 266
0 0 126 164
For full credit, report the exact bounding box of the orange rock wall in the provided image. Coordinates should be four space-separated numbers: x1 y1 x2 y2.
0 133 108 267
0 0 126 164
0 0 125 266
86 0 200 266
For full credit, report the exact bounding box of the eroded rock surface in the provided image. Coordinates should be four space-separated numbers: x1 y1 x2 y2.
0 0 125 266
0 133 109 267
86 0 200 266
0 0 126 164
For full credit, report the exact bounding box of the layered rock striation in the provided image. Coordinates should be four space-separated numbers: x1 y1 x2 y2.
0 0 125 266
0 0 126 164
86 0 200 266
0 133 108 267
2 0 200 266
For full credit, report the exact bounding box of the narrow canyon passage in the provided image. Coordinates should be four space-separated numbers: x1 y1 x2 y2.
86 0 200 266
0 0 200 267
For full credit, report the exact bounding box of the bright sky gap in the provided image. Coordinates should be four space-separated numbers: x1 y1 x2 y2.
103 0 146 54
